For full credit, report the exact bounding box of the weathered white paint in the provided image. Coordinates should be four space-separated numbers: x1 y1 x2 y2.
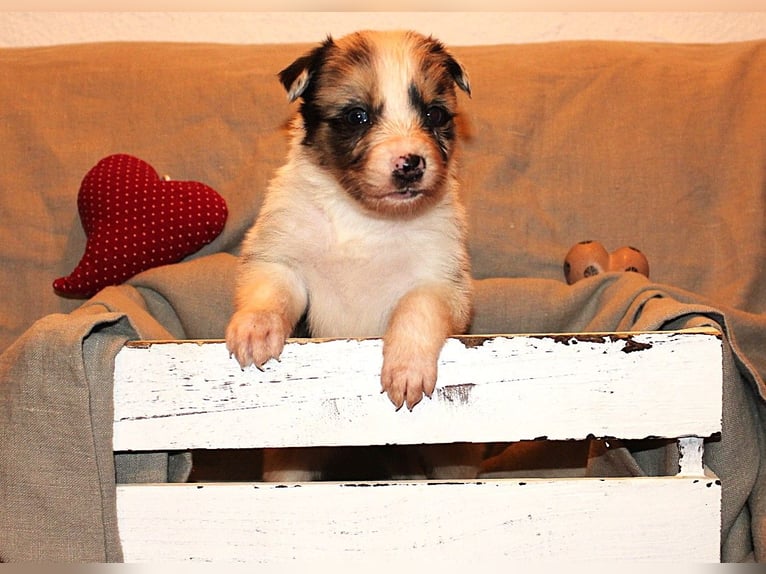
678 437 706 476
116 476 721 563
112 329 722 562
113 329 722 451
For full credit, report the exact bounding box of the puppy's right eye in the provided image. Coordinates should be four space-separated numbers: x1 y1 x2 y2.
345 107 370 126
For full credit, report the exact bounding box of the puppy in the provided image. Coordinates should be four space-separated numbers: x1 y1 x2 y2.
226 30 478 481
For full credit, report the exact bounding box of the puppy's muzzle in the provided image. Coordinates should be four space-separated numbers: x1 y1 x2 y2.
393 154 426 187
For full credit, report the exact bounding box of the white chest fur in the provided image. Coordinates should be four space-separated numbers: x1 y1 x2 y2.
250 160 465 338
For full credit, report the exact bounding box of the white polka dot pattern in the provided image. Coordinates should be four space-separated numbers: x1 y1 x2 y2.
53 154 228 298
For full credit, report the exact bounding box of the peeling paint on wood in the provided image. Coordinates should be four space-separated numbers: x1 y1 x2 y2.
436 383 475 405
678 436 706 476
112 328 723 563
116 477 721 563
113 329 723 451
619 337 654 353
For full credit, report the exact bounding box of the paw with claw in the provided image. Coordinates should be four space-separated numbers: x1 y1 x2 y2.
381 344 439 411
225 308 290 369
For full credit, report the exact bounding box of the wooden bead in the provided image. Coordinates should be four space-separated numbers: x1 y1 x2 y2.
609 246 650 277
564 242 650 284
563 240 609 285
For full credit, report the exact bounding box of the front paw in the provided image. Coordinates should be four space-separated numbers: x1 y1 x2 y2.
225 309 290 369
380 353 438 411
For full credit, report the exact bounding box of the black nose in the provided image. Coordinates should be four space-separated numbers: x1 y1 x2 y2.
392 154 426 184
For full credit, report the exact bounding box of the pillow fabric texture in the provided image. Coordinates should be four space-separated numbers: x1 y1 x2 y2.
53 154 228 298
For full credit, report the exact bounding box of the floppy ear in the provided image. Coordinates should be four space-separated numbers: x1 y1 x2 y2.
445 55 471 97
424 35 471 97
278 37 334 102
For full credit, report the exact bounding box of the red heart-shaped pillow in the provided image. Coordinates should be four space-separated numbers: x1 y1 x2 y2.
53 154 228 298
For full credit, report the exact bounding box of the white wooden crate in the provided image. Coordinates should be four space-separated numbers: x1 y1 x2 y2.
112 328 723 563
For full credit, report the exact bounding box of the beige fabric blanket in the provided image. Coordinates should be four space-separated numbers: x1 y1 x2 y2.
1 252 765 562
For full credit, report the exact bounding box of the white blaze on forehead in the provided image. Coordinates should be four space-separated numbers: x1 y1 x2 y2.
373 33 421 128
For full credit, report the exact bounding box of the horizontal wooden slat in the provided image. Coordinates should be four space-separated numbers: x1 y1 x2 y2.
116 476 721 563
112 329 722 451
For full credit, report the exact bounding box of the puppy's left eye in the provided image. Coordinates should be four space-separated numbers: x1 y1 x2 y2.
424 106 451 128
345 107 370 126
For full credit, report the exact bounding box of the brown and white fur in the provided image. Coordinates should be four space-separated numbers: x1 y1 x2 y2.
226 30 479 481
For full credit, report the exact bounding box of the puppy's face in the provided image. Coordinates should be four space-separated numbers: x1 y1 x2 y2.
279 30 471 218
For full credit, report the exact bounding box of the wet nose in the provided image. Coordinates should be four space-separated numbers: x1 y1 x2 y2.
392 154 426 184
